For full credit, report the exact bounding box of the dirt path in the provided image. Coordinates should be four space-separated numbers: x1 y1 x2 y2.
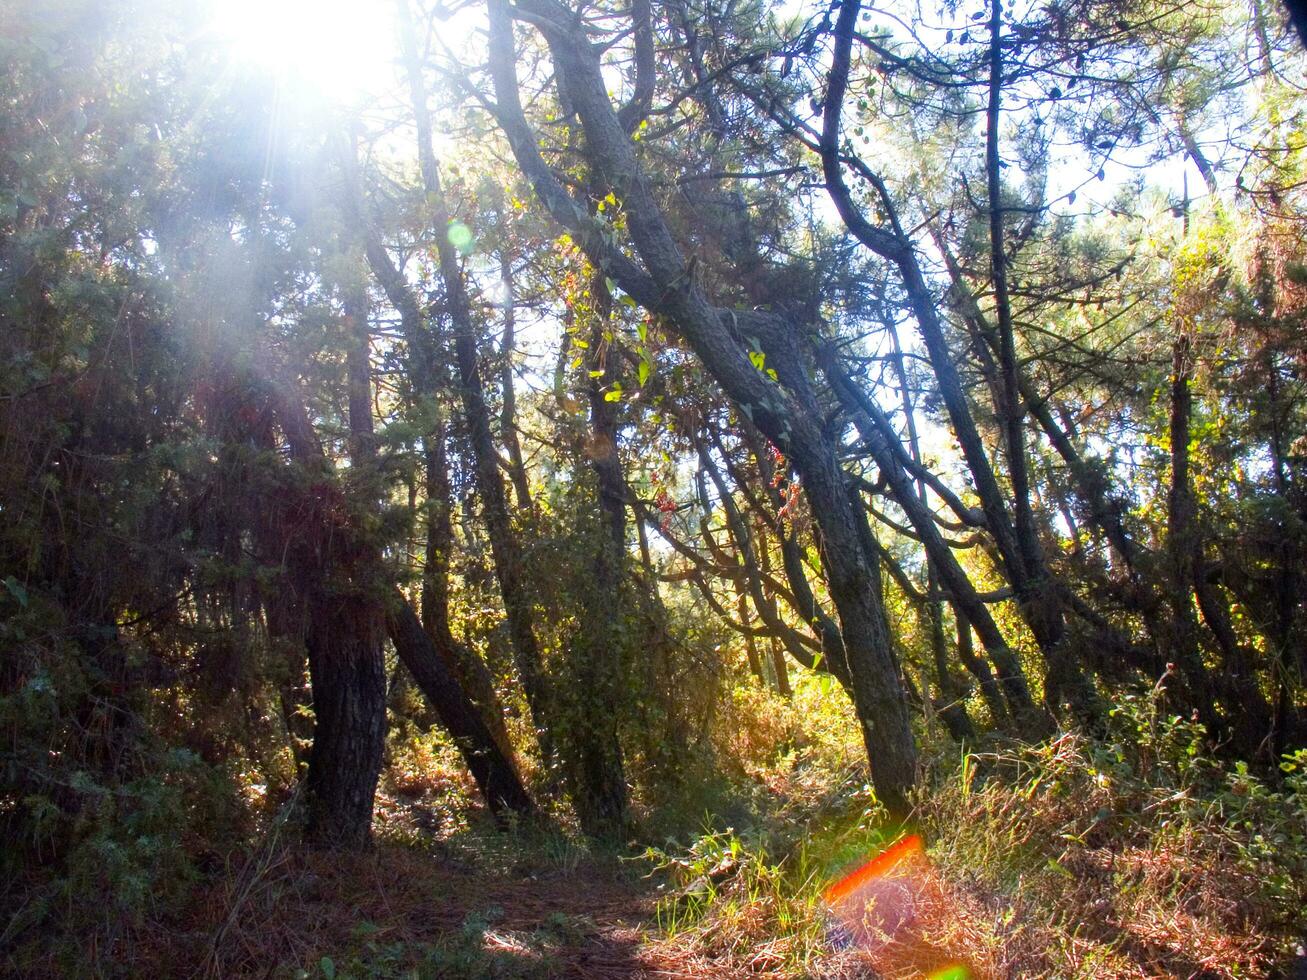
151 837 773 979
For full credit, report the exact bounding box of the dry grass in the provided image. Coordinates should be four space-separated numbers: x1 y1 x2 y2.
914 732 1294 978
11 702 1301 979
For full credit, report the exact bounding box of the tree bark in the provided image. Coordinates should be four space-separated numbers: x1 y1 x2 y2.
498 247 534 512
261 375 388 849
566 272 630 838
823 356 1043 731
421 427 518 761
818 0 1096 722
301 588 388 848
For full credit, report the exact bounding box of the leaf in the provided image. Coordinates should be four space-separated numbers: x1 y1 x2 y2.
604 388 623 402
1046 858 1074 879
638 360 651 386
4 576 27 608
319 957 336 979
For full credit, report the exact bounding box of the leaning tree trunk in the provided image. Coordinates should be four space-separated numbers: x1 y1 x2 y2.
485 0 918 813
386 594 535 816
422 423 518 762
818 0 1096 722
397 0 556 771
336 246 533 819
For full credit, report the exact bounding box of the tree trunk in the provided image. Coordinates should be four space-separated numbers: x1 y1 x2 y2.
564 272 630 839
398 1 555 771
739 592 765 681
926 567 976 742
301 589 388 848
498 246 534 512
818 0 1096 722
485 0 918 813
824 357 1043 731
386 593 535 817
422 426 518 761
1166 331 1222 734
336 234 532 818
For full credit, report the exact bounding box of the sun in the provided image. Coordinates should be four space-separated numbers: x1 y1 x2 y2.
209 0 396 104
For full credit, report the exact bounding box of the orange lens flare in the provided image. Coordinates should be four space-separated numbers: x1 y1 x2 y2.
822 836 978 976
823 833 924 905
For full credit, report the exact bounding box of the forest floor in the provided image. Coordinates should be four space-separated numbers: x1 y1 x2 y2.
123 769 1299 980
128 784 938 979
24 710 1301 979
140 792 772 979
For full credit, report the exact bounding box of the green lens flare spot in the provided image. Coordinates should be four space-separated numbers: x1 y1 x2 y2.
447 221 474 255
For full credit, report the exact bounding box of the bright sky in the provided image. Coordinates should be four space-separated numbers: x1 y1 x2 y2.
209 0 399 105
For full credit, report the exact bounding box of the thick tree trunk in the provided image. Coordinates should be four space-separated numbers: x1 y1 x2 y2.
301 590 387 848
259 380 388 850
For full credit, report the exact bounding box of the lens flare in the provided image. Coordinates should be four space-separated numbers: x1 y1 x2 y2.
824 833 924 950
823 833 974 977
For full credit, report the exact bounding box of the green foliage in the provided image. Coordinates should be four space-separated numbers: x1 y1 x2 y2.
921 688 1307 973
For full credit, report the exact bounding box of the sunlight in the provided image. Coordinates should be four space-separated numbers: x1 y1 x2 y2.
210 0 395 103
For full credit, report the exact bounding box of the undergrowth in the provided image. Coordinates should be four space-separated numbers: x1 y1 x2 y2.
5 668 1305 978
636 680 1307 979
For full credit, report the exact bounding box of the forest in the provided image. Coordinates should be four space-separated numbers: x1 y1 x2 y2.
2 0 1306 975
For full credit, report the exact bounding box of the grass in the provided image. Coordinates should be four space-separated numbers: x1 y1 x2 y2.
6 680 1304 978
